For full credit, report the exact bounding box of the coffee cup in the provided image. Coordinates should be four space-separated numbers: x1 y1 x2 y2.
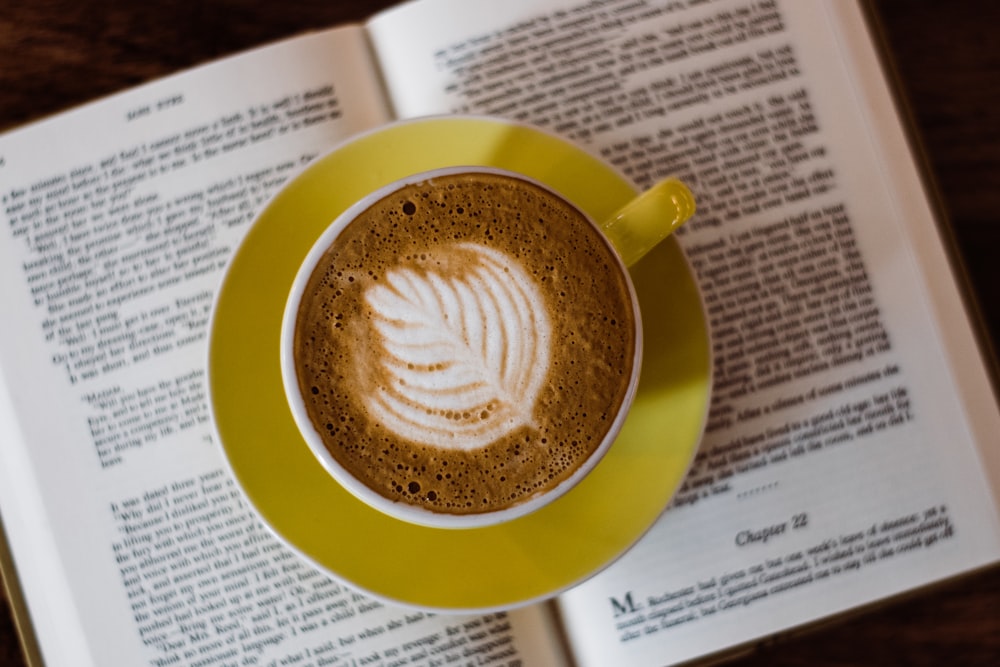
280 166 694 528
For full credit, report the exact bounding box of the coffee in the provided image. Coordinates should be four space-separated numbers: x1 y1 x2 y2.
291 171 636 516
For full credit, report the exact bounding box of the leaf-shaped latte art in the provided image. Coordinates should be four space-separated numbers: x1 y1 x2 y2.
363 243 551 450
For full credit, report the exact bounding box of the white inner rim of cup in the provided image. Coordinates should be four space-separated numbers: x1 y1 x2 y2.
280 166 643 529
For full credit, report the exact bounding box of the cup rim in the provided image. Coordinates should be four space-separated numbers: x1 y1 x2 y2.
280 165 643 529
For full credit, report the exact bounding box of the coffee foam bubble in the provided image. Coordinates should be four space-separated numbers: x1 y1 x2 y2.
364 243 551 450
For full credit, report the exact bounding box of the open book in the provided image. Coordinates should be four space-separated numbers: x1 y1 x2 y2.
2 0 999 665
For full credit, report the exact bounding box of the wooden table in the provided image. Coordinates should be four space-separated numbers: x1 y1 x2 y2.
1 1 998 665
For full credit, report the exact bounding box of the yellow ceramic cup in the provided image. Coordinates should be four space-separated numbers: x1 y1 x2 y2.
280 165 695 529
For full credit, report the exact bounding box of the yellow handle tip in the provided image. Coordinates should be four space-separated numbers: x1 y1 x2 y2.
601 178 696 267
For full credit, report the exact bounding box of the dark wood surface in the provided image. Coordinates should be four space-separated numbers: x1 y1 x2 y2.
1 1 998 665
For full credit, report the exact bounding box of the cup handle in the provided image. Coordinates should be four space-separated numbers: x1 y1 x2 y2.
599 178 696 267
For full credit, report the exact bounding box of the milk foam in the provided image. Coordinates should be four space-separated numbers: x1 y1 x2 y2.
293 170 637 515
363 243 551 450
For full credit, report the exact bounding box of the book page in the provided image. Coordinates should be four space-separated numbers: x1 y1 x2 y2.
367 0 1000 664
0 26 566 667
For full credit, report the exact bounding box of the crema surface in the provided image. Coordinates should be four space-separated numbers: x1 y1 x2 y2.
293 172 636 515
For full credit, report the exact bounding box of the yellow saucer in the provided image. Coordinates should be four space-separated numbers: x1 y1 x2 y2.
208 116 710 611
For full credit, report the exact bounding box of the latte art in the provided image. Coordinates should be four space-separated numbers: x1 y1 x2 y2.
364 243 551 450
291 170 637 516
